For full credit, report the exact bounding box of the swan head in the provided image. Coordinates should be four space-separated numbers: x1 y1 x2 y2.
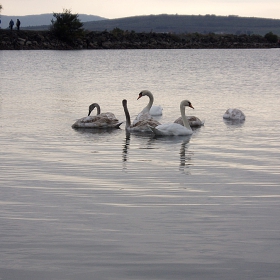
181 100 194 109
122 99 127 107
137 90 152 100
88 103 100 116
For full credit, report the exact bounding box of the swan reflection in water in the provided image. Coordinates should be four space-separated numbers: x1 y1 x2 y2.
122 132 131 166
223 118 246 129
122 132 193 174
122 132 155 170
179 138 193 174
153 135 193 173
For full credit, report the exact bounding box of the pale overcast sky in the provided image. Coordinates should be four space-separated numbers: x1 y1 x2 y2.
1 0 280 20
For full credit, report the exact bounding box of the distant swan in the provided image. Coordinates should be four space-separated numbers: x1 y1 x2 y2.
174 115 204 127
134 90 162 124
150 106 163 116
149 100 194 136
72 103 122 128
223 108 245 120
122 99 161 132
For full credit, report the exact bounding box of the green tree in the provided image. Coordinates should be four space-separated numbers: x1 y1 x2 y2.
264 32 278 43
51 9 84 43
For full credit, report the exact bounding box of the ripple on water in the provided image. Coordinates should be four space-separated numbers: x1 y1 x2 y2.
1 49 280 279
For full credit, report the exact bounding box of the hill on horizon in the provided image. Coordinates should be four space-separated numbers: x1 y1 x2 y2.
83 14 280 36
1 13 280 36
0 13 106 29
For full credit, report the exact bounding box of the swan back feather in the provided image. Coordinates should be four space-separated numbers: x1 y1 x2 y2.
150 105 163 116
223 108 245 120
174 116 204 127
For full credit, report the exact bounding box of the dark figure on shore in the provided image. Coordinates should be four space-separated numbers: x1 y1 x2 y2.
9 19 14 30
16 19 21 30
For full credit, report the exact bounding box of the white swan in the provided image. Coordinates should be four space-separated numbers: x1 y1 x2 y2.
149 100 194 136
223 108 245 120
122 99 161 132
133 90 162 124
174 115 204 127
150 105 163 116
72 103 122 128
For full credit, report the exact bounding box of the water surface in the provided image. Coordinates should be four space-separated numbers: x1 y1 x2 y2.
0 49 280 280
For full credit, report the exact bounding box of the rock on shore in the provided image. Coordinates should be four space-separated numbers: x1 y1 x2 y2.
0 29 278 50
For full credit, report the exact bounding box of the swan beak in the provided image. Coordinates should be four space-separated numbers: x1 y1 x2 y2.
189 103 194 109
137 93 142 100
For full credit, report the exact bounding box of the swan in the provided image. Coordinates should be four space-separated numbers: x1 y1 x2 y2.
133 90 162 124
174 115 204 127
223 108 245 120
122 99 161 132
72 103 122 128
150 105 163 116
149 100 194 136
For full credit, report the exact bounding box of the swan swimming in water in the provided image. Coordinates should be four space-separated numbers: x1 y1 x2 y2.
72 103 122 129
149 100 194 136
133 90 162 125
122 99 161 132
223 108 245 120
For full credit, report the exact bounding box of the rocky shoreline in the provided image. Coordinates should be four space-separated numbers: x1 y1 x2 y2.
1 29 279 50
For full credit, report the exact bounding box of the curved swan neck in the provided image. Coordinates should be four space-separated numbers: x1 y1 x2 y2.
88 103 101 116
140 90 154 113
122 99 131 129
180 102 192 130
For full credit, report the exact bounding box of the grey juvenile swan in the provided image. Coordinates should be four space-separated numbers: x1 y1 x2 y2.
72 103 122 128
223 108 245 120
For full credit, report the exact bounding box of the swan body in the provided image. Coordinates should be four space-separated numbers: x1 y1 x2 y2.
150 105 163 116
150 100 194 136
223 108 245 120
72 103 122 129
174 116 204 127
122 99 161 132
134 90 162 124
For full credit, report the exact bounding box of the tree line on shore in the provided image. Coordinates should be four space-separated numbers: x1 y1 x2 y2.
1 9 279 50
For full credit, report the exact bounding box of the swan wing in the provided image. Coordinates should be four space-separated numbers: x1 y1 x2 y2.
72 115 121 128
223 109 245 120
174 116 204 127
174 117 184 126
133 111 153 125
129 119 160 132
99 112 117 119
72 116 98 128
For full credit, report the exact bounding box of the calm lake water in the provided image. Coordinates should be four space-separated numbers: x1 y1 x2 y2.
0 49 280 280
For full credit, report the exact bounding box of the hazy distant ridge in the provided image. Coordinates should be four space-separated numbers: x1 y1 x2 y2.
1 13 280 35
0 13 106 28
83 14 280 36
